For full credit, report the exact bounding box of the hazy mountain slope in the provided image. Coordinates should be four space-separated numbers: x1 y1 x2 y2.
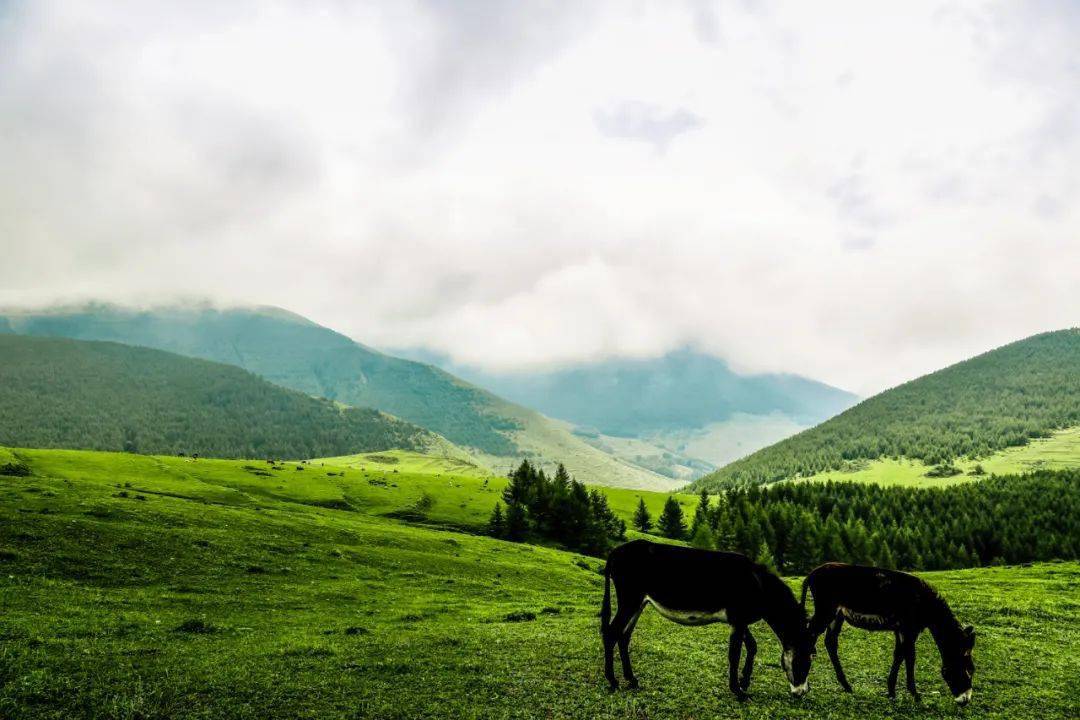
1 304 678 490
0 334 447 460
641 413 810 469
693 328 1080 489
420 349 857 436
398 348 856 478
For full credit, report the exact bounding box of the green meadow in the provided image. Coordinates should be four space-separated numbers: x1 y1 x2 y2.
790 426 1080 488
2 446 1078 719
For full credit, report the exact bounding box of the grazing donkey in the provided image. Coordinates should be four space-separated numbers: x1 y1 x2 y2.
601 540 815 700
802 563 975 704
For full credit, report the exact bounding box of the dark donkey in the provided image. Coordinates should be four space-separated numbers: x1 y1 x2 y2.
803 563 975 704
601 540 815 700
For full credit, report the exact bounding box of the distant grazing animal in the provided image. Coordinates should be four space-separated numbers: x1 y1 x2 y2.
802 563 975 704
601 540 815 700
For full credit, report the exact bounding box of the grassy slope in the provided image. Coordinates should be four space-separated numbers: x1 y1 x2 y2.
0 334 449 461
1 305 676 491
0 448 694 535
2 447 1077 719
574 431 714 482
318 449 494 478
790 426 1080 488
480 409 685 491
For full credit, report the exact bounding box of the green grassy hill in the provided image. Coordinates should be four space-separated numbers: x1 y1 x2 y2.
0 335 451 461
786 426 1080 488
0 446 695 536
0 304 678 490
2 446 1077 718
694 329 1080 489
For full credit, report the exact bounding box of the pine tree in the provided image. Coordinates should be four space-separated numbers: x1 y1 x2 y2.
658 496 687 540
690 522 714 549
690 488 710 537
711 499 736 550
504 500 529 541
563 479 592 547
819 516 846 563
870 532 895 569
632 497 652 533
487 502 505 537
753 540 776 571
503 460 535 506
786 510 819 574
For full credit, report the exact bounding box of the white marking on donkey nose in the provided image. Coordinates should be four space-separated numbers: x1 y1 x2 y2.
955 689 972 704
790 682 809 697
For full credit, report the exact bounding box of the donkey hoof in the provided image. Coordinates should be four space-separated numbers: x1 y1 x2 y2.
732 690 750 703
625 678 639 690
607 681 619 693
739 677 752 691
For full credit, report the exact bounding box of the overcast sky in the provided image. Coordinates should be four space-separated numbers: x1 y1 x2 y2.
1 1 1078 395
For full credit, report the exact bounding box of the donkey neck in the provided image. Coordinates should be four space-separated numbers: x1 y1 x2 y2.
761 579 804 646
925 596 963 651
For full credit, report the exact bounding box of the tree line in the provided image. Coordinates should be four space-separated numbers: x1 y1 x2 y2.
488 460 626 556
696 329 1080 488
634 469 1080 574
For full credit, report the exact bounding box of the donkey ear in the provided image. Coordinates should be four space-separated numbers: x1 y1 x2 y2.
963 625 976 644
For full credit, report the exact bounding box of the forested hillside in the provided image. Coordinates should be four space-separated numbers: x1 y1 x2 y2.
0 304 519 455
0 335 439 459
694 329 1080 488
684 470 1080 574
0 304 677 489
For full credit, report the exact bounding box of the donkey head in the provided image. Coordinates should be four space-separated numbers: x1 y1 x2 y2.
780 627 816 697
941 625 976 704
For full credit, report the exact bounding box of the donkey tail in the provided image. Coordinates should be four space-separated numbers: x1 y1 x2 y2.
800 574 811 610
600 562 612 636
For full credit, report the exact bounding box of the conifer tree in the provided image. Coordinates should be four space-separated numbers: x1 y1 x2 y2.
753 540 776 571
632 497 652 533
658 496 687 540
487 502 505 538
690 488 710 537
690 521 714 549
504 501 528 541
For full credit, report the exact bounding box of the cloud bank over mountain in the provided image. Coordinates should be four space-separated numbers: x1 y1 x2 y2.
2 1 1078 394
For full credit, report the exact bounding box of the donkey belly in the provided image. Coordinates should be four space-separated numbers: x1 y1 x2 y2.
647 595 728 626
839 606 895 630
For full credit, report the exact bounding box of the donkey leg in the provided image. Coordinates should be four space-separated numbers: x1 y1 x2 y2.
605 602 641 691
618 604 644 689
807 605 835 641
739 628 757 690
903 632 920 701
603 624 618 691
824 617 852 692
886 632 904 698
727 625 749 701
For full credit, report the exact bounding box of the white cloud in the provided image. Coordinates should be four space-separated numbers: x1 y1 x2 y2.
1 0 1078 395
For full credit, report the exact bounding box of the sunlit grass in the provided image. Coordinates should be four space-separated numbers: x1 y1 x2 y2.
2 446 1077 718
